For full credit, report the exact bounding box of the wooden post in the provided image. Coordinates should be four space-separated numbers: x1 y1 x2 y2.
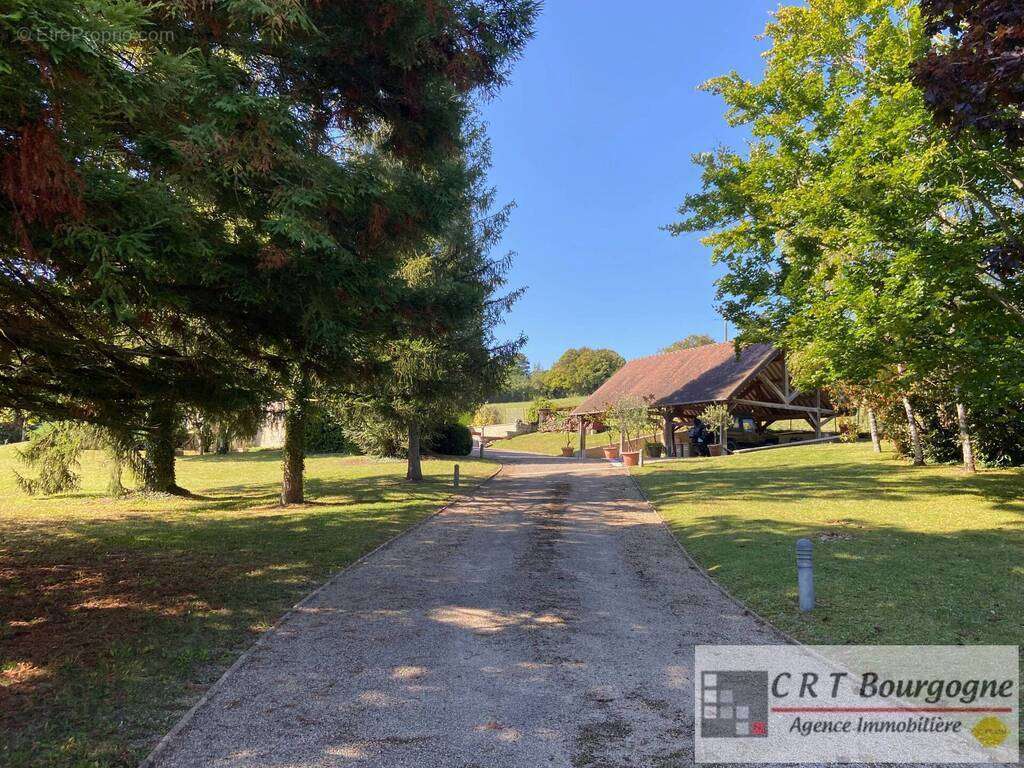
814 390 822 439
578 417 587 461
662 411 674 457
720 404 729 454
453 464 460 487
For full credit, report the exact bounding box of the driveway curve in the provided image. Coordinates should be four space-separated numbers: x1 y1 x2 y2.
146 451 782 768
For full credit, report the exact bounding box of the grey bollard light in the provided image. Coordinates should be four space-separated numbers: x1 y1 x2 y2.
453 464 460 488
796 538 815 612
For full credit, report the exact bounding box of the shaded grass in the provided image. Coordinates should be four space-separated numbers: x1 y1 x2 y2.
0 445 498 768
633 442 1024 646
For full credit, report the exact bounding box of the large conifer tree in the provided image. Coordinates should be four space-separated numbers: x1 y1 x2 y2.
0 0 538 497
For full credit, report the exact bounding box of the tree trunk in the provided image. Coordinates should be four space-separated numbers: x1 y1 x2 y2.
956 402 976 473
896 364 924 465
901 395 924 465
281 370 309 505
406 421 423 482
867 407 882 453
144 403 183 494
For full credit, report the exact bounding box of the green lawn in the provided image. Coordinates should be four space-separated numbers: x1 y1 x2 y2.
0 445 498 768
496 429 619 455
633 442 1024 646
483 396 584 424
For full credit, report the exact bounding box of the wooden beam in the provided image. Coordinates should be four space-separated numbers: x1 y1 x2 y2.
732 398 836 416
662 411 675 457
734 435 841 454
757 372 788 404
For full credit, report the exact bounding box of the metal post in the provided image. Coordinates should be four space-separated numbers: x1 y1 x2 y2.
796 538 815 611
453 464 460 488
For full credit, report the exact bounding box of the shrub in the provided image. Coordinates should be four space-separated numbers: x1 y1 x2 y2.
473 404 503 426
697 403 732 438
425 422 473 456
0 421 23 444
341 407 406 458
605 395 653 446
878 396 1024 467
15 422 135 496
526 397 554 424
305 408 351 454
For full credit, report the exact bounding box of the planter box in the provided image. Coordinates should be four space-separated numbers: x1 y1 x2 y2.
621 450 640 467
602 445 620 460
709 444 723 457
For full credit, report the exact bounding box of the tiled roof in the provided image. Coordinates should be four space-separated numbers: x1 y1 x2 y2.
571 343 779 415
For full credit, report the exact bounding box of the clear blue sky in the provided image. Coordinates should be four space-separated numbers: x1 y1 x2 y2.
479 0 777 369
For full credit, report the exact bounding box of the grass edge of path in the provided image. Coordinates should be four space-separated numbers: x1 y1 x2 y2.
137 459 505 768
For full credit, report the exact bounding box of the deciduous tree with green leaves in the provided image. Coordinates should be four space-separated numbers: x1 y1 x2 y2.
670 0 1024 470
540 348 625 396
660 334 716 353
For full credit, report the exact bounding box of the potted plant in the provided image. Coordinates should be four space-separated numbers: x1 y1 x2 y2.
697 403 732 457
561 424 576 457
605 395 652 467
601 438 620 460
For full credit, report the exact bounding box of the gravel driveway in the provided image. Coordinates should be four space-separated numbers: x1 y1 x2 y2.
145 451 782 768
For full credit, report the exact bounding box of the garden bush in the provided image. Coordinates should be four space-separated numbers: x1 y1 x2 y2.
0 421 22 445
304 409 351 454
473 404 503 426
425 422 473 456
526 397 554 424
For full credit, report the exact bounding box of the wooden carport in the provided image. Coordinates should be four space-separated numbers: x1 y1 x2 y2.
570 343 835 457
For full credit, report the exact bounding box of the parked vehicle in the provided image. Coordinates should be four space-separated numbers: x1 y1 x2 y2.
723 414 780 452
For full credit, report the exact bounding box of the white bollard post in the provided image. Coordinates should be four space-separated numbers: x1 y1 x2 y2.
796 538 815 611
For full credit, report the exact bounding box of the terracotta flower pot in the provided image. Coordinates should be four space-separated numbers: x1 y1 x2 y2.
561 446 575 457
621 450 640 467
602 445 620 460
709 444 723 457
